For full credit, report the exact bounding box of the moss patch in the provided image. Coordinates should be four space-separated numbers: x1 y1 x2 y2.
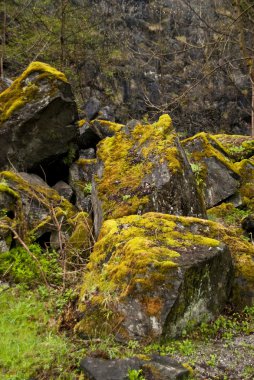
182 132 239 175
0 61 67 124
212 134 254 162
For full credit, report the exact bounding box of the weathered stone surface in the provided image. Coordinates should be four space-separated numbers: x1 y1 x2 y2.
80 355 189 380
77 121 100 150
0 61 78 171
92 115 206 236
0 171 91 252
69 158 97 213
78 0 251 136
52 180 73 201
76 213 233 341
90 119 124 139
0 217 12 253
182 132 240 209
83 97 101 121
211 134 254 162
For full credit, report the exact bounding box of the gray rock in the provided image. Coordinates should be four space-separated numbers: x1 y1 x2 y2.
77 122 100 149
0 77 13 92
69 158 97 212
97 106 115 121
52 180 73 201
80 355 189 380
84 97 101 121
182 133 240 209
79 148 96 159
0 62 78 172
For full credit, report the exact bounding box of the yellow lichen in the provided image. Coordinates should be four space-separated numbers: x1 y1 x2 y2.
0 61 67 124
182 132 239 175
91 119 124 134
96 114 183 220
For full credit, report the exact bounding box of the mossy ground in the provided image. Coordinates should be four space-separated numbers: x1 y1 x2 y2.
0 285 84 380
0 61 67 124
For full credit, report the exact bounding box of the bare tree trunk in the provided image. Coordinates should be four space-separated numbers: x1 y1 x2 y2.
60 0 68 69
0 0 7 79
251 72 254 137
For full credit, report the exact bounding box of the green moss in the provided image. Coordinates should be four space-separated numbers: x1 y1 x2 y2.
96 114 183 220
182 132 239 175
212 134 254 161
0 61 67 124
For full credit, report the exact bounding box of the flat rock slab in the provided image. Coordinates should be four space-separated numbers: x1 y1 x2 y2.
80 355 189 380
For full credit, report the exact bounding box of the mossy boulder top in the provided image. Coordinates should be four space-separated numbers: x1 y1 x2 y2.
76 212 234 341
0 61 78 171
92 115 206 236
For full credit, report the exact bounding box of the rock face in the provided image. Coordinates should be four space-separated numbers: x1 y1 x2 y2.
77 0 251 136
92 115 206 236
76 213 233 341
0 61 78 171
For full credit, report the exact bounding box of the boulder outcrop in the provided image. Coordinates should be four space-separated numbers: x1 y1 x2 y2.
0 171 91 253
92 115 206 236
0 61 78 171
76 212 233 341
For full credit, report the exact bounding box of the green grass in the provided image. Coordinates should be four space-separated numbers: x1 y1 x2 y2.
0 286 80 380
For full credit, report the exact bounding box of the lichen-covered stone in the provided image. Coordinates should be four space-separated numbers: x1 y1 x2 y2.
0 171 91 252
76 212 233 341
92 115 206 236
0 61 78 171
212 134 254 162
90 119 124 139
182 132 240 209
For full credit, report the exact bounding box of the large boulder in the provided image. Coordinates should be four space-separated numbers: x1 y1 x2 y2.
76 212 233 341
92 115 206 236
0 61 78 171
182 132 241 209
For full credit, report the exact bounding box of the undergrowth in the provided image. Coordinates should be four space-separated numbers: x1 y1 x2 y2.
0 285 85 380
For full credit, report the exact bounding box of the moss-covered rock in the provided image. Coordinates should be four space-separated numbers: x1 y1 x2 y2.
0 61 78 171
69 157 97 212
90 119 124 139
0 171 91 253
212 134 254 162
92 115 206 236
182 132 241 209
76 212 233 341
